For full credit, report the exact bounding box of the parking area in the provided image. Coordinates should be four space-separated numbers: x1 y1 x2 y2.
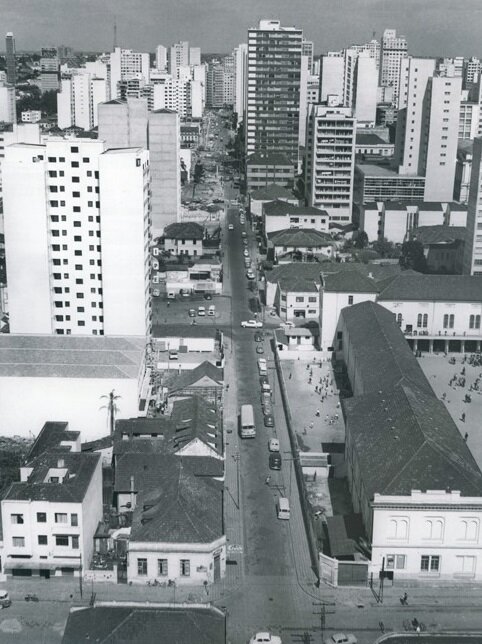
151 292 232 329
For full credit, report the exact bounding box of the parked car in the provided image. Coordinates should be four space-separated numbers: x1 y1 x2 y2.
180 289 191 297
241 319 263 328
243 249 249 257
262 401 272 415
152 289 160 297
204 293 213 300
324 634 357 644
254 333 263 342
269 453 282 470
246 270 255 280
0 590 11 609
169 350 178 361
269 438 280 451
249 633 282 644
264 415 275 428
242 231 247 238
256 345 264 354
188 309 196 317
198 306 206 316
243 238 248 246
228 224 234 231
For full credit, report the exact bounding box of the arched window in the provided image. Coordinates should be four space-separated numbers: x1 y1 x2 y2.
397 313 402 327
423 314 428 328
417 314 422 328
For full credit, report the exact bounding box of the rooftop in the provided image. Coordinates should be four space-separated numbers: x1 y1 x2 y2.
27 421 80 461
164 222 204 240
250 184 298 201
378 274 482 303
263 200 329 218
0 335 146 379
247 151 293 166
356 133 391 146
163 361 223 393
412 225 466 245
268 228 333 247
267 262 322 292
152 325 218 340
322 270 379 294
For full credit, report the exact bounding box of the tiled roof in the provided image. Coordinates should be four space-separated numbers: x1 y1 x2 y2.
343 383 482 497
62 606 225 644
27 422 80 461
322 270 379 294
356 133 389 146
412 225 466 245
268 229 333 247
247 151 292 166
0 335 145 379
129 456 223 543
250 184 297 201
263 200 329 218
164 222 204 240
266 263 322 292
378 274 482 303
340 301 433 395
164 361 223 392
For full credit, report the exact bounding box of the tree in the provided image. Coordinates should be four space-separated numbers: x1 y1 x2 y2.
354 231 369 249
100 390 121 436
372 238 399 259
192 161 205 198
400 240 427 273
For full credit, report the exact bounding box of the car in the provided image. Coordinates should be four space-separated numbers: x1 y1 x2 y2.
180 289 191 297
249 633 282 644
256 345 264 354
243 249 249 257
203 293 213 300
269 453 282 470
240 217 245 224
228 223 234 231
197 306 206 316
280 320 295 328
169 350 178 361
241 319 263 328
243 238 248 246
264 415 275 428
241 231 247 238
269 438 280 452
246 270 255 280
152 289 160 297
324 634 357 644
254 332 263 342
269 309 277 317
188 309 196 317
259 376 269 386
262 401 272 415
0 590 11 609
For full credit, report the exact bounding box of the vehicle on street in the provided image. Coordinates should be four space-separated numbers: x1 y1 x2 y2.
277 497 290 520
260 375 269 386
246 269 255 280
0 590 11 609
167 292 176 300
197 306 206 316
180 289 191 297
256 345 264 354
258 358 267 374
280 320 295 328
228 224 234 231
240 217 245 224
153 289 160 297
264 415 275 428
169 350 178 361
269 453 282 470
241 319 263 328
240 403 256 439
249 633 282 644
242 231 247 238
254 333 263 342
324 634 357 644
188 309 196 317
262 401 272 415
269 438 280 452
208 304 216 316
243 249 249 257
269 309 277 317
203 293 213 300
243 238 248 246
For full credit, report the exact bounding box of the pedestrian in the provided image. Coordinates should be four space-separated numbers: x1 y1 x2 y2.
403 592 408 605
464 432 469 442
289 372 292 380
461 412 466 422
315 409 320 417
265 475 271 485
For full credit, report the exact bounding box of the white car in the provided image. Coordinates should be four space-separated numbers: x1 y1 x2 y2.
324 634 357 644
243 249 249 257
228 224 234 231
249 634 282 644
246 270 255 280
269 438 280 452
241 319 263 328
280 320 295 328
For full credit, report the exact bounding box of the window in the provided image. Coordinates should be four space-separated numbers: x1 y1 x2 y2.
423 314 428 328
417 312 428 327
55 513 68 523
397 313 402 327
180 559 190 576
72 536 79 549
456 555 476 575
469 315 481 329
72 191 80 198
71 161 79 168
71 514 78 527
37 512 47 523
385 554 406 570
420 555 440 572
424 518 444 540
308 296 317 303
388 517 409 540
137 558 148 576
38 535 48 545
348 295 353 305
295 296 304 303
158 559 168 576
459 519 479 541
13 536 25 547
443 314 454 329
11 514 24 524
70 146 79 153
83 157 90 163
417 313 422 328
55 535 69 546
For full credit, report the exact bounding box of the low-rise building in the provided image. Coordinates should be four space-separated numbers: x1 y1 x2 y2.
454 139 473 205
411 226 466 274
180 123 200 148
265 263 322 321
163 222 205 257
249 184 299 219
354 164 425 205
246 151 295 192
338 301 482 582
1 421 102 579
21 110 42 123
263 200 330 237
267 228 335 263
161 361 223 402
355 132 394 158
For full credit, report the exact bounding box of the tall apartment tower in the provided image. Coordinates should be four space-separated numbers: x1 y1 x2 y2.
395 58 462 202
168 41 189 77
464 136 482 275
40 48 60 93
380 29 408 105
3 138 151 336
305 102 356 222
109 48 150 99
246 20 303 166
189 47 201 66
57 73 109 131
234 43 247 123
156 45 168 71
5 32 16 86
302 40 314 74
98 98 148 148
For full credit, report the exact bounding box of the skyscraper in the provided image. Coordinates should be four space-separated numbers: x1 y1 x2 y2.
3 138 151 336
380 29 408 106
234 44 247 124
109 48 150 100
246 20 303 166
5 32 16 86
463 136 482 275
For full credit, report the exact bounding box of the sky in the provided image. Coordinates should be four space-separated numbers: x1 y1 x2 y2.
2 0 482 58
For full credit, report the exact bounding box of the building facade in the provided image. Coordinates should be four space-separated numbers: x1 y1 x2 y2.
5 32 16 86
464 136 482 275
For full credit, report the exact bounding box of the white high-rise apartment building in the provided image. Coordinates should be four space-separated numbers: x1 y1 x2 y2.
305 103 356 222
0 84 15 123
380 29 408 106
156 45 167 71
464 136 482 275
3 138 151 336
234 44 247 123
395 58 462 202
109 48 150 99
465 58 481 86
57 73 108 131
353 51 378 124
168 41 189 77
350 38 380 69
320 53 345 103
189 47 201 66
302 40 314 74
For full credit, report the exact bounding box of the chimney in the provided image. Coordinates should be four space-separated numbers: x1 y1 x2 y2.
130 476 135 509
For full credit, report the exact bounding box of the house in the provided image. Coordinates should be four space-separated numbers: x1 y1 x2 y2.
275 326 319 352
265 263 322 320
1 422 102 579
0 335 149 441
163 222 205 257
246 151 295 192
267 228 335 264
338 301 482 582
355 132 394 158
162 360 223 402
152 324 220 352
180 123 201 149
411 225 466 274
264 200 330 236
152 256 222 295
62 605 226 644
249 184 299 218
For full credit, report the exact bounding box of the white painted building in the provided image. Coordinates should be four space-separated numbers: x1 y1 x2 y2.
249 184 299 218
57 72 108 131
0 84 15 123
353 51 377 124
3 138 151 336
109 48 150 99
380 29 408 106
234 43 247 123
263 200 330 236
156 45 167 71
0 123 41 197
21 110 42 123
464 136 482 275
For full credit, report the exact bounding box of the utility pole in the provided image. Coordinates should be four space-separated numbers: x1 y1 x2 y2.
313 601 336 642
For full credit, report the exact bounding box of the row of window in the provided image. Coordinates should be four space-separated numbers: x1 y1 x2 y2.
396 314 481 330
389 517 479 541
13 534 79 548
11 512 78 525
137 558 190 577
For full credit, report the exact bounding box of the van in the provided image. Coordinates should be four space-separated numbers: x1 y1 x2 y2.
262 382 271 394
208 304 216 316
169 350 178 361
277 497 290 520
0 590 11 608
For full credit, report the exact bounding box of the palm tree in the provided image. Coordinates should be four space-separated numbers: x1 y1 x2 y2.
100 390 121 436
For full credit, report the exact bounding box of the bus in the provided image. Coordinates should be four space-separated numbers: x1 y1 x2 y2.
240 404 256 438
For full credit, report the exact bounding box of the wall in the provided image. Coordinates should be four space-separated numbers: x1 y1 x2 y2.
81 456 103 570
280 290 320 320
320 290 377 352
359 206 381 241
265 214 329 236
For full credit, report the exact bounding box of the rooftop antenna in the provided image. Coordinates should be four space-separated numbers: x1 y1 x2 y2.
113 16 117 51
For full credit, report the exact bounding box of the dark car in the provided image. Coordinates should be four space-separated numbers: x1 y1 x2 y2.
254 333 263 343
259 376 269 387
203 293 213 300
269 453 282 470
264 414 274 428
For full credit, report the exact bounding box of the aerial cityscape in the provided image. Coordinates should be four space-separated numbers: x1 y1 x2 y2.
1 3 482 644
